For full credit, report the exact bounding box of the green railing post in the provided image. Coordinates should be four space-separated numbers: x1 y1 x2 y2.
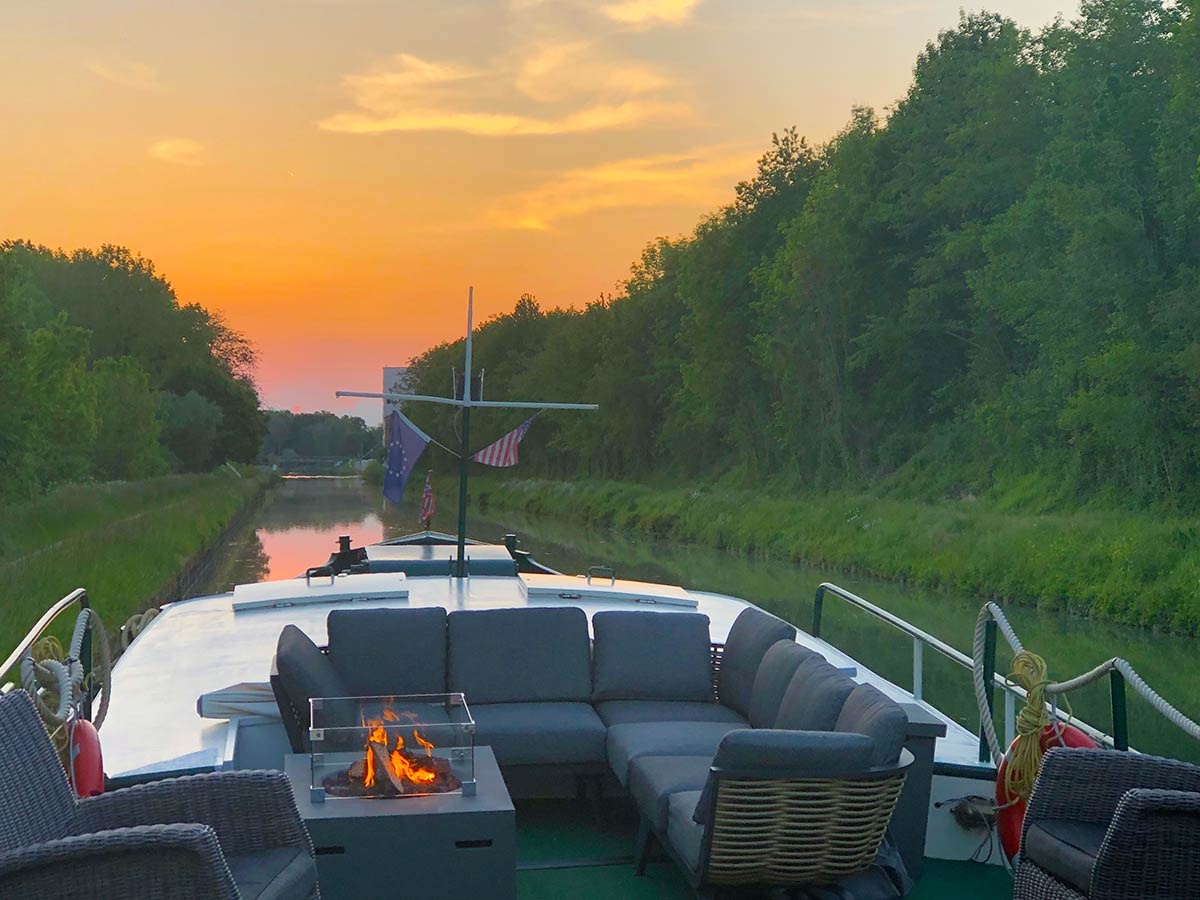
1110 669 1129 751
979 618 996 763
811 587 824 638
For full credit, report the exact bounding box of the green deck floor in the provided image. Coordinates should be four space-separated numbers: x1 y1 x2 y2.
513 800 1013 900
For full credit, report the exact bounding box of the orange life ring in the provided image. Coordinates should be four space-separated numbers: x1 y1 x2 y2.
995 722 1094 860
68 718 105 798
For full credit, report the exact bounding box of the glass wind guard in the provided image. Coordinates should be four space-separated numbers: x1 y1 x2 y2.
308 693 475 801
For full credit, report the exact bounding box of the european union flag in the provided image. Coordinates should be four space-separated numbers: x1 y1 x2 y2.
383 411 430 504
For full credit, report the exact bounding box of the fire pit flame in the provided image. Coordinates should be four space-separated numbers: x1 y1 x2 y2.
325 711 461 798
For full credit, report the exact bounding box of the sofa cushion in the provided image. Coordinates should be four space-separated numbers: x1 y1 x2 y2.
628 755 713 830
834 684 908 766
226 846 318 900
448 608 592 704
1024 820 1106 896
470 702 606 766
747 641 818 729
694 729 877 824
666 791 705 874
275 625 350 729
718 608 797 718
327 607 447 696
607 721 741 785
773 657 857 731
591 611 713 703
594 700 745 728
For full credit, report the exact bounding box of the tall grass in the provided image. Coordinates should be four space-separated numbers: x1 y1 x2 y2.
0 473 266 657
475 478 1200 635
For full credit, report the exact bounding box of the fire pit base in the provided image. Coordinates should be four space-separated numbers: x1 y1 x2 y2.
285 746 514 900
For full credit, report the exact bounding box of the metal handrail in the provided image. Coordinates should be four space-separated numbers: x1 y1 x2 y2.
811 583 1122 764
0 588 94 719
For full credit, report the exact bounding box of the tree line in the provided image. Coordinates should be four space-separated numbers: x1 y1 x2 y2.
0 242 264 499
407 0 1200 511
260 410 381 462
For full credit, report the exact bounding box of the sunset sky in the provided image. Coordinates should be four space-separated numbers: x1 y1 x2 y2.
4 0 1073 422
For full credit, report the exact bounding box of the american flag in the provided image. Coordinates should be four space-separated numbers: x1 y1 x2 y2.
471 417 536 468
419 471 435 525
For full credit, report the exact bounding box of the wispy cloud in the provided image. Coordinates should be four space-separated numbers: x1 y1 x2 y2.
786 3 931 26
147 138 206 166
601 0 700 26
487 145 758 230
86 60 160 91
319 47 687 138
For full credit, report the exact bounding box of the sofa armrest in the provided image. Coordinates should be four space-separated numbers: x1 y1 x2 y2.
77 769 313 858
1091 788 1200 900
0 823 238 899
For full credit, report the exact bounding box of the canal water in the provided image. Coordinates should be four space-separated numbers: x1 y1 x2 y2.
205 476 1200 764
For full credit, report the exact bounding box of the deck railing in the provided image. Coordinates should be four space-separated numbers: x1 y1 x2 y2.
810 582 1124 765
0 588 95 721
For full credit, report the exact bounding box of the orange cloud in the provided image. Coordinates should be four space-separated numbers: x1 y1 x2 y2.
147 138 206 166
487 144 758 230
86 60 160 91
602 0 700 26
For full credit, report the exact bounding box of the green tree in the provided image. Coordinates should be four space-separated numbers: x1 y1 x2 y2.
91 357 168 480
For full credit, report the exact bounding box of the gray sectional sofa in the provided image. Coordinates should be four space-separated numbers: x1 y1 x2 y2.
271 604 945 892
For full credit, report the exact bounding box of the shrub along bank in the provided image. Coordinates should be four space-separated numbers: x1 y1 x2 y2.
0 470 269 658
473 477 1200 635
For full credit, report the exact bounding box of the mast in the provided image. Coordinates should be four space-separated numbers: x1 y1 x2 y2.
456 289 474 577
336 287 596 578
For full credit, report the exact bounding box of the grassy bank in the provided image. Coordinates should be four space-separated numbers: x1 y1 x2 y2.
0 471 269 656
474 478 1200 635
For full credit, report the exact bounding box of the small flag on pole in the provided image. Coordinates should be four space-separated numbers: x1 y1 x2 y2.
471 417 536 468
384 411 430 503
419 471 435 527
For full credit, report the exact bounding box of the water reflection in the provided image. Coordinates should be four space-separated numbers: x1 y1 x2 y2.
206 477 1200 763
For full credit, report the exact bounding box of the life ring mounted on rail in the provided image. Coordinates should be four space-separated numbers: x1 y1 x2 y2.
994 721 1096 861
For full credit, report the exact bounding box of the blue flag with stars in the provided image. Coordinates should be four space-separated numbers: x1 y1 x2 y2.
384 411 430 504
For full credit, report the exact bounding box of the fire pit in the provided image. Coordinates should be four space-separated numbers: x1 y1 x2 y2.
308 693 475 802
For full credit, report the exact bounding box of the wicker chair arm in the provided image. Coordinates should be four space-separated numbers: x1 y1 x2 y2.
1090 788 1200 900
0 823 239 899
77 769 313 857
1025 749 1200 835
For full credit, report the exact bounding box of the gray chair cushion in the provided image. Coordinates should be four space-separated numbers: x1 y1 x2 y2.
606 721 740 785
667 791 705 874
594 700 746 728
470 702 606 765
592 611 713 703
327 607 447 695
834 684 908 766
747 641 818 729
448 608 592 704
718 608 797 718
1024 820 1106 896
773 657 857 731
695 729 877 824
226 846 318 900
628 755 713 830
275 625 350 729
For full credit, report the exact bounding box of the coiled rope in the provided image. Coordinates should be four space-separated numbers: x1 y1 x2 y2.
120 607 159 651
19 608 111 756
972 602 1200 787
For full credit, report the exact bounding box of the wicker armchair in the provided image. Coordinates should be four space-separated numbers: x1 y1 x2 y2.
0 690 319 899
1014 747 1200 900
636 730 912 898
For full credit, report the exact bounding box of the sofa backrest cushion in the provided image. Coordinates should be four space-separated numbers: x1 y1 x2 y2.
448 607 592 704
694 729 877 824
276 624 350 727
747 640 819 728
718 608 797 718
773 657 857 731
327 608 447 696
834 683 908 766
591 611 714 703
